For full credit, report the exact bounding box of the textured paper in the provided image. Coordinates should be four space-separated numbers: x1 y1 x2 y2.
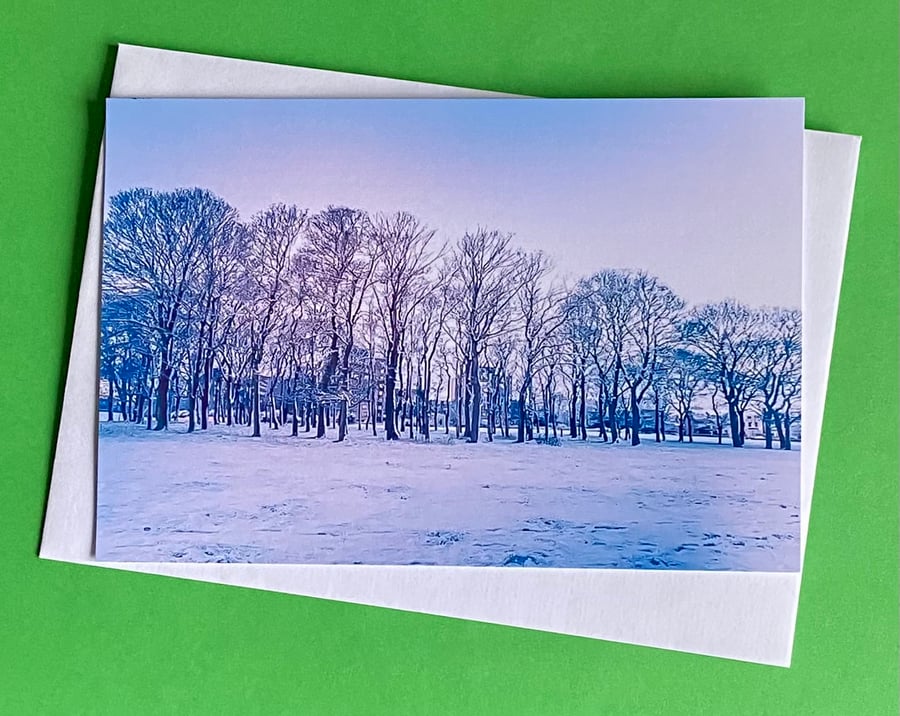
40 44 860 666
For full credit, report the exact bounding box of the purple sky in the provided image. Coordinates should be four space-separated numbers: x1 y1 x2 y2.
105 97 803 308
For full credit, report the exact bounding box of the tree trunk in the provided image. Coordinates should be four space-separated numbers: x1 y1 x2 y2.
569 375 578 438
774 410 786 449
397 359 406 434
516 386 527 443
654 393 660 442
454 371 462 438
338 400 348 442
171 375 180 424
727 400 742 447
201 355 211 430
597 385 607 442
550 393 557 438
154 367 170 431
578 369 587 441
711 402 722 444
463 360 471 439
687 413 693 443
486 385 494 443
607 391 618 443
468 346 481 443
444 375 451 435
314 401 326 438
212 375 221 426
106 379 113 423
334 335 353 442
782 412 792 450
406 360 414 440
543 385 549 440
105 378 114 422
187 391 196 433
526 387 534 441
317 319 340 439
502 375 511 439
251 372 261 437
433 378 439 432
630 387 641 446
118 381 129 421
383 340 400 440
270 391 280 430
423 361 432 441
371 382 378 437
764 409 774 449
225 377 233 426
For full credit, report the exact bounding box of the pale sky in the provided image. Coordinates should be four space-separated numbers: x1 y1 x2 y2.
105 97 803 308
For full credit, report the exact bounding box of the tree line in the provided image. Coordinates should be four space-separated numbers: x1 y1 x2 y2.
101 187 801 450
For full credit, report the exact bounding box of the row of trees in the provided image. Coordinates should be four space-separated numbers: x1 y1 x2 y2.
101 188 801 450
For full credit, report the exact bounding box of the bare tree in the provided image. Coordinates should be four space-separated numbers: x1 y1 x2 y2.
103 188 239 430
708 380 726 444
757 308 801 449
100 291 150 423
513 252 567 443
686 300 763 447
668 348 705 442
621 272 684 445
358 298 382 436
242 204 307 437
371 212 440 440
184 213 247 432
449 229 524 443
412 281 450 441
304 206 374 440
561 290 592 441
571 270 635 443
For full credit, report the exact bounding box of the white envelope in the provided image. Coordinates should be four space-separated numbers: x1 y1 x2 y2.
40 44 860 667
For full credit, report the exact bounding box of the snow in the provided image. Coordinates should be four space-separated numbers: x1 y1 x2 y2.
96 422 800 571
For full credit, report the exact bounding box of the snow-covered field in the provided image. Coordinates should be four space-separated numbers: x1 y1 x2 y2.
96 422 800 571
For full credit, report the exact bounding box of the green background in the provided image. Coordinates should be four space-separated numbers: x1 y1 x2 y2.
1 1 897 713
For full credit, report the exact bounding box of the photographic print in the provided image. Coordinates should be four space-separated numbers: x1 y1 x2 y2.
98 98 804 570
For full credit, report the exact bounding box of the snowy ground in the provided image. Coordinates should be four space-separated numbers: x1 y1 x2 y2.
96 422 800 571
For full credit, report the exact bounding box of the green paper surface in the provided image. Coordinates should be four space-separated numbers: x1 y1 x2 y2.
0 2 896 713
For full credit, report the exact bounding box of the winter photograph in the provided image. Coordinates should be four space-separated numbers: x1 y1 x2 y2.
97 97 804 570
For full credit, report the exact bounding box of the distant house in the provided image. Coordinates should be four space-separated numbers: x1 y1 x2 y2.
735 411 801 442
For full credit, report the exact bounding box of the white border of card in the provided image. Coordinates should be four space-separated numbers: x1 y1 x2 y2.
40 44 859 667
